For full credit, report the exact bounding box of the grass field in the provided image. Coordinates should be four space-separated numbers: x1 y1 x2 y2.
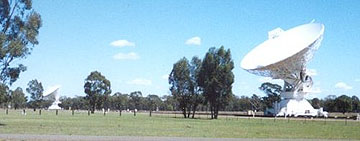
0 109 359 139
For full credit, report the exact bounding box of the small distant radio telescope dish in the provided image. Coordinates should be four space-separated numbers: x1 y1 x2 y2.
43 85 61 110
241 23 328 117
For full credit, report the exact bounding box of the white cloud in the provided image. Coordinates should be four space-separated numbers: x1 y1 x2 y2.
306 69 317 76
127 78 152 86
110 40 135 47
355 78 360 82
113 52 139 60
185 36 201 46
335 82 352 90
162 74 168 80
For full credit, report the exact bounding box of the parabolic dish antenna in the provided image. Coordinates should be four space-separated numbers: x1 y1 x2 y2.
43 85 61 110
241 22 328 117
241 23 324 80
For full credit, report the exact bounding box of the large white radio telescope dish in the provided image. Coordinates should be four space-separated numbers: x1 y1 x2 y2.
241 23 324 80
241 23 327 117
43 85 61 110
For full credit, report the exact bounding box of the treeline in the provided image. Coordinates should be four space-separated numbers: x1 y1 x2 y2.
0 46 358 118
0 82 359 115
0 80 54 110
59 91 165 112
309 95 360 114
60 93 360 114
226 94 360 114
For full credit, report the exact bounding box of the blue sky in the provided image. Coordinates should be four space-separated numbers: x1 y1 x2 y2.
10 0 360 99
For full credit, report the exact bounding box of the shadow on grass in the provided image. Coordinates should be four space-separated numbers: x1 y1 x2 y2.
152 114 214 120
0 123 6 126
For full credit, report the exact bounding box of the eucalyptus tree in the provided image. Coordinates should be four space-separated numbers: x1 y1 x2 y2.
111 92 129 111
84 71 111 113
169 57 192 118
198 46 234 119
189 56 203 118
0 0 42 86
10 87 27 109
146 94 162 113
160 95 177 111
259 82 281 110
351 96 359 113
129 91 142 110
26 79 43 109
0 83 9 107
335 95 352 114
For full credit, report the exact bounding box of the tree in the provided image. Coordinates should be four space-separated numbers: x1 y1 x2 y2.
71 96 88 110
84 71 111 113
169 57 192 118
0 83 9 107
59 96 72 110
323 95 337 112
111 92 129 111
225 94 238 111
189 56 204 118
335 95 352 114
129 91 142 110
198 46 234 119
10 87 26 109
0 0 42 86
146 94 162 112
59 96 88 110
160 95 177 111
259 82 281 110
26 79 43 109
310 98 321 109
351 96 359 113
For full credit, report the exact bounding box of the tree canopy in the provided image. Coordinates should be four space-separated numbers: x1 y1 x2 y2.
110 92 129 110
26 79 43 109
259 82 281 109
169 57 192 118
0 0 42 86
0 83 9 106
129 91 142 110
146 94 162 111
335 95 352 114
198 46 234 119
10 87 26 109
84 71 111 113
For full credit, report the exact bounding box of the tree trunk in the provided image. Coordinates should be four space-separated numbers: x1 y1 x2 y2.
210 105 214 119
214 105 219 119
91 105 95 114
182 107 187 118
187 106 191 118
192 105 197 118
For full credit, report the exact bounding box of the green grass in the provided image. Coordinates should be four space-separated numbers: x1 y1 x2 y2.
0 109 359 139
